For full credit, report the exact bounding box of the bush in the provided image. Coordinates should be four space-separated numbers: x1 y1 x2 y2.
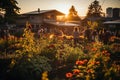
9 55 52 80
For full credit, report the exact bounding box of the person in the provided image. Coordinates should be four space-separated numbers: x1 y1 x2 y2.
84 27 91 41
73 27 80 46
98 29 104 42
91 30 98 42
103 29 111 44
37 28 44 38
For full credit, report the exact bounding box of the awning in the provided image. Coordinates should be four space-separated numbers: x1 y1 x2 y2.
103 20 120 24
45 21 79 27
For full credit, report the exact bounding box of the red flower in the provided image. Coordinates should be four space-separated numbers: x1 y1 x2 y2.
102 50 108 54
106 53 110 56
83 59 88 63
75 60 84 65
66 72 73 78
47 44 55 49
73 69 80 74
87 69 92 73
76 60 79 65
91 48 97 51
102 50 110 56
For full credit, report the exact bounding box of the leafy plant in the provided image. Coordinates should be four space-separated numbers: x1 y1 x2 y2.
10 55 52 80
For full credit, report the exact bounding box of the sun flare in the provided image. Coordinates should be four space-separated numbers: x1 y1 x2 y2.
54 3 69 15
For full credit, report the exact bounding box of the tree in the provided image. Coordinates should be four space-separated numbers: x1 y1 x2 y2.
0 0 20 23
67 5 80 21
86 0 104 18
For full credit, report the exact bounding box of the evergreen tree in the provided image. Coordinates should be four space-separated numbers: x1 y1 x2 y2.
86 0 104 18
67 5 80 21
0 0 20 23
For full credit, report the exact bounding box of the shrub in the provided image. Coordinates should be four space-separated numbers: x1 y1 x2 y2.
9 55 52 80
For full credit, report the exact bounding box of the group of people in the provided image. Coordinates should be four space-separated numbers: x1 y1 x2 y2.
36 25 113 45
73 26 113 45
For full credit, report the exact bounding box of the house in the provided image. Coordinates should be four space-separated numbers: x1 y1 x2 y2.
16 9 80 35
16 8 65 29
103 20 120 37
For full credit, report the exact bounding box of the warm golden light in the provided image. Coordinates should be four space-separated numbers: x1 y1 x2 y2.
54 3 69 15
57 16 65 21
49 34 54 39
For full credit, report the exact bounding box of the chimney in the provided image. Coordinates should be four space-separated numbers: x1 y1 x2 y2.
38 8 40 13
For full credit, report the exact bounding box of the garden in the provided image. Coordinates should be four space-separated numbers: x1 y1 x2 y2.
0 24 120 80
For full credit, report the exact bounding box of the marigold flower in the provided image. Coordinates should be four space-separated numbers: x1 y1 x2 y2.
83 59 88 63
92 48 97 51
87 69 92 73
91 61 95 65
73 69 80 74
75 60 79 65
95 53 100 57
66 72 73 78
76 60 84 65
102 50 108 54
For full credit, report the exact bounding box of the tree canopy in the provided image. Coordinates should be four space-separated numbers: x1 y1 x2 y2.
86 0 104 18
0 0 20 23
67 5 81 21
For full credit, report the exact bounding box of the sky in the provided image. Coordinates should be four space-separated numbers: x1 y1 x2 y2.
17 0 120 16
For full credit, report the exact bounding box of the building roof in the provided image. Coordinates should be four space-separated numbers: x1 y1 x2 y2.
22 9 65 15
103 20 120 24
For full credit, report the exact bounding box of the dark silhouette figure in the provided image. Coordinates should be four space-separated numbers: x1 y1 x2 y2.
73 27 80 45
103 29 111 44
84 28 91 41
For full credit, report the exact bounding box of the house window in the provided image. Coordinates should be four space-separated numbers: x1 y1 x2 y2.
31 25 34 27
46 15 51 19
51 15 55 19
109 25 115 28
30 16 34 20
36 24 39 27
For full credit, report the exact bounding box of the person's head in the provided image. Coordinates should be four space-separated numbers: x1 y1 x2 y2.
74 27 79 32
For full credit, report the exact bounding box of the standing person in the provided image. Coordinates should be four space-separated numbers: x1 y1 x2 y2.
84 27 91 41
91 30 98 42
98 29 104 42
73 27 80 46
37 28 44 38
103 29 111 44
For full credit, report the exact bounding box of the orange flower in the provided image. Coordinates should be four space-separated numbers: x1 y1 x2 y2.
66 72 73 78
102 50 108 54
87 69 92 73
83 59 88 63
91 61 95 65
75 60 79 65
102 50 111 56
73 69 80 74
96 61 100 65
95 53 100 57
91 48 97 51
75 60 84 65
